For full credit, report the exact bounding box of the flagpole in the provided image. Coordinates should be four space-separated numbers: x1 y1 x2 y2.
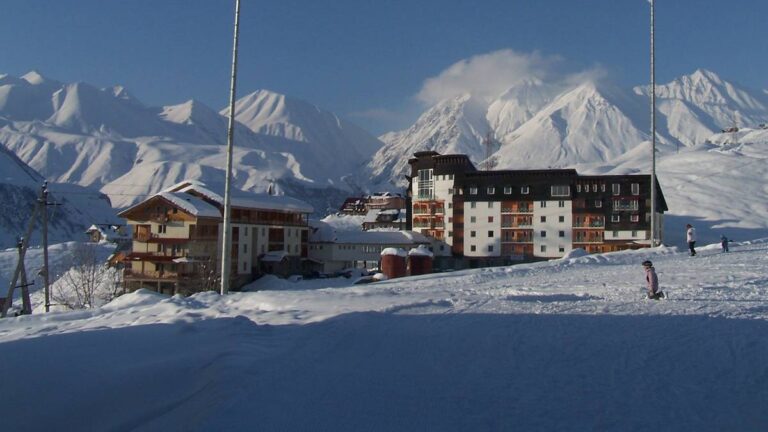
220 0 241 295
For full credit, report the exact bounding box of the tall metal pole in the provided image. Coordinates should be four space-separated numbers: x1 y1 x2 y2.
220 0 242 295
42 182 51 312
650 0 658 247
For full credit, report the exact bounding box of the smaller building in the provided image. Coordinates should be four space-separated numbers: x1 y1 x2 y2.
362 208 407 231
308 220 448 273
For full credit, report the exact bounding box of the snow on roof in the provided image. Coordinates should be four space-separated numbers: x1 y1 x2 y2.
261 250 288 262
408 245 434 257
380 247 407 257
363 209 380 223
309 220 336 243
335 230 431 245
157 192 221 218
177 182 314 214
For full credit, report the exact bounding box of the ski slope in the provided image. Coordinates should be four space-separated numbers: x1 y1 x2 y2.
2 239 767 430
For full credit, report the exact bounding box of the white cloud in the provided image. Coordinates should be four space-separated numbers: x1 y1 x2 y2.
416 49 564 105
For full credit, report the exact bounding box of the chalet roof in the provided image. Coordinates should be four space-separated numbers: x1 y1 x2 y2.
158 192 221 218
171 182 314 214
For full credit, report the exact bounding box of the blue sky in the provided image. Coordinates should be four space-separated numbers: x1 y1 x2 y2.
1 0 766 134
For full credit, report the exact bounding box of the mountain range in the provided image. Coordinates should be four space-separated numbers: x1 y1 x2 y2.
2 68 768 246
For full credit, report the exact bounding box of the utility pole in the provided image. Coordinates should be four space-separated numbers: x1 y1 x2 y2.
649 0 658 247
41 182 51 312
1 193 40 317
220 0 242 295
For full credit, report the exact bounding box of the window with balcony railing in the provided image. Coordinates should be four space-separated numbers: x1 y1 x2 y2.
613 199 639 211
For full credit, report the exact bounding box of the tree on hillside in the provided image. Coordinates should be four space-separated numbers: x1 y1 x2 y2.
51 243 122 309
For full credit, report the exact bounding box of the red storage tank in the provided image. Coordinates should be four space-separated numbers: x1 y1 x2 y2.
380 248 407 279
408 246 434 276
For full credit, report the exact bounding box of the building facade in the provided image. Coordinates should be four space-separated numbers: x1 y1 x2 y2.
119 181 313 295
408 151 667 263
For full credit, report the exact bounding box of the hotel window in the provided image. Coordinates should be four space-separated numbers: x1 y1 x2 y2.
469 186 478 195
601 184 606 192
551 185 570 197
540 216 546 223
417 169 434 199
488 230 494 238
559 216 565 223
576 184 581 193
612 184 621 195
540 230 547 238
448 231 453 237
540 201 547 208
157 225 167 234
559 246 565 253
470 245 476 252
595 200 603 208
521 186 530 194
488 202 494 209
470 216 476 223
448 203 452 209
541 245 547 253
632 231 638 237
487 187 495 194
488 216 494 223
471 231 476 238
611 214 620 222
243 244 248 253
504 186 512 195
558 201 565 208
448 217 453 223
448 188 454 195
559 231 565 238
488 245 494 252
631 183 640 195
470 202 477 209
631 214 640 222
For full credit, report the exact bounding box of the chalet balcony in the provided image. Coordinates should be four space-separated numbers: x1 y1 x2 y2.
573 222 605 228
501 206 532 214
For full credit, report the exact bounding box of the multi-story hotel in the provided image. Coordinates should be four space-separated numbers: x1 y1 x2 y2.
408 151 667 264
119 180 313 295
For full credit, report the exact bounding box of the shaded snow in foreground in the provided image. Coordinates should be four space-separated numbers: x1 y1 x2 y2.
2 241 768 431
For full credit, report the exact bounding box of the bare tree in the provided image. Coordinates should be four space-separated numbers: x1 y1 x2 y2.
52 243 121 309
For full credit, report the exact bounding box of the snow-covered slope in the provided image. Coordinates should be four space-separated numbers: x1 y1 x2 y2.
492 81 652 169
2 240 768 430
0 144 119 249
0 72 383 213
635 69 768 147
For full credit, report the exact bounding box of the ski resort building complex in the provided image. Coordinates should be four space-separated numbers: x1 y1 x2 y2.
408 151 668 266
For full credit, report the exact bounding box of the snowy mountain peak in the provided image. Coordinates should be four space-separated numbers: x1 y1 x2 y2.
161 99 222 126
21 70 55 86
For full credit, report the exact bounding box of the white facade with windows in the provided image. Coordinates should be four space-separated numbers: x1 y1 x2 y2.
532 200 573 258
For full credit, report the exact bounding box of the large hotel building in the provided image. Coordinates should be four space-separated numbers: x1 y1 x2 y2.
408 151 667 264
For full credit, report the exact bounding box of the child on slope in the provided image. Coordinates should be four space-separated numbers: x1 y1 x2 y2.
643 260 665 300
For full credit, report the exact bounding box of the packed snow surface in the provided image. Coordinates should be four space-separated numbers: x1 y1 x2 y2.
2 240 768 430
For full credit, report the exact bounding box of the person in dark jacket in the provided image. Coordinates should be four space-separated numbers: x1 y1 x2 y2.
643 260 664 299
720 235 730 253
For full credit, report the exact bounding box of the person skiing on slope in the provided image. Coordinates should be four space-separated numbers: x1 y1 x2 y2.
643 260 664 300
686 224 697 256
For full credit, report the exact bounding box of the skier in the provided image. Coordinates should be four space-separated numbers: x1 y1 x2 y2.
643 260 664 300
720 235 730 253
686 224 697 256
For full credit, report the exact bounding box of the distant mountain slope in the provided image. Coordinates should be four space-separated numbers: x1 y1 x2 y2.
368 69 768 188
0 72 383 213
0 144 119 249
